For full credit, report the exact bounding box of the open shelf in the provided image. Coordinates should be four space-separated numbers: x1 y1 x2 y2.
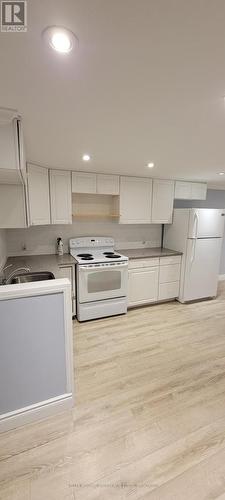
73 213 120 219
72 193 120 221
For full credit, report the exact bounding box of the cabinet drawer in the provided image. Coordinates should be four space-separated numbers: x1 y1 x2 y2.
128 258 159 269
160 255 181 266
158 282 179 301
159 264 181 283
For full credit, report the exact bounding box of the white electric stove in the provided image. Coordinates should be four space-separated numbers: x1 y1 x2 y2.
69 237 128 321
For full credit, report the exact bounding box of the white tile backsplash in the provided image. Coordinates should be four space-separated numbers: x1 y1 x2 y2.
6 221 162 256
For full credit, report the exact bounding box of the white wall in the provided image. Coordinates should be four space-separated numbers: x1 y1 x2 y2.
0 230 7 270
6 221 162 256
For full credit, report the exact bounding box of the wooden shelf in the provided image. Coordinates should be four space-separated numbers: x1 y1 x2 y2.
72 213 120 219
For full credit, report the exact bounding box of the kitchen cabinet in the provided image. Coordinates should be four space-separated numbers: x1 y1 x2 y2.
120 176 152 224
27 164 50 226
191 182 207 200
0 184 27 228
0 109 26 184
97 174 119 195
174 181 192 200
158 256 181 300
59 264 76 316
128 255 181 307
50 170 72 225
128 265 159 306
175 181 207 200
72 172 96 194
128 258 159 307
151 179 175 224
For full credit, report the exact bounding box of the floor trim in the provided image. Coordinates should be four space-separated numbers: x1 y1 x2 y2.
0 393 73 433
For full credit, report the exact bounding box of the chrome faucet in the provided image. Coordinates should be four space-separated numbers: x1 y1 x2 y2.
1 266 31 285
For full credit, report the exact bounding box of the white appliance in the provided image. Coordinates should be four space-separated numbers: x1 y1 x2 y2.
69 237 128 321
164 209 225 302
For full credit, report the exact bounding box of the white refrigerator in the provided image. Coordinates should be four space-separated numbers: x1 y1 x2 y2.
164 208 225 302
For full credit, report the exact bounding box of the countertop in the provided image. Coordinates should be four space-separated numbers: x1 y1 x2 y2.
120 247 182 259
3 248 182 280
4 254 76 280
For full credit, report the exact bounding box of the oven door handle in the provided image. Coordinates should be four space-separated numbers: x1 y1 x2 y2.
79 263 128 271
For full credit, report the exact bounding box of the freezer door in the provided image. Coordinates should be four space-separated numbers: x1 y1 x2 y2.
188 209 225 238
182 238 222 301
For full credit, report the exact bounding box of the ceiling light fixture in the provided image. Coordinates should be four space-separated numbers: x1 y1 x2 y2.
42 26 78 54
218 172 225 176
147 162 154 168
82 154 91 162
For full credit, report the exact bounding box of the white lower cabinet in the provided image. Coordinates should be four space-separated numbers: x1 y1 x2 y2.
59 264 76 316
128 259 159 307
128 255 181 307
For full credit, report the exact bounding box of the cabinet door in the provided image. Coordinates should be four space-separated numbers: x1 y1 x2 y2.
0 185 27 228
151 179 174 224
191 183 207 200
27 164 50 225
120 176 152 224
174 181 192 199
59 265 76 315
97 174 119 195
50 170 72 225
72 172 96 193
128 267 159 306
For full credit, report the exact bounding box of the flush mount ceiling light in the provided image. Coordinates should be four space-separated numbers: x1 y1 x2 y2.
218 172 225 175
147 162 154 168
82 154 91 162
42 26 78 54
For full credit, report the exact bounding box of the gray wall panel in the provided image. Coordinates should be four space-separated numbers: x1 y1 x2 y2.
0 292 67 414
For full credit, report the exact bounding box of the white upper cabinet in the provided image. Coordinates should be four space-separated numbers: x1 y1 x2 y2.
0 185 27 228
151 179 175 224
97 174 119 195
175 181 207 200
119 176 152 224
191 182 207 200
72 172 96 193
0 109 26 184
50 170 72 225
27 164 50 226
174 181 192 200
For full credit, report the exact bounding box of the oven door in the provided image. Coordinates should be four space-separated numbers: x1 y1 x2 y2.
78 262 128 303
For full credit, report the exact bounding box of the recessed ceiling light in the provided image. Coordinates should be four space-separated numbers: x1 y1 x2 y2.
42 26 78 54
147 162 154 168
218 172 225 175
82 154 91 162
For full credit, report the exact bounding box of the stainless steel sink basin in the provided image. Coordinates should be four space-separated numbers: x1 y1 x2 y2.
9 271 55 284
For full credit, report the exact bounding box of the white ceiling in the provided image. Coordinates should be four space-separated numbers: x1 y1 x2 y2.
1 0 225 187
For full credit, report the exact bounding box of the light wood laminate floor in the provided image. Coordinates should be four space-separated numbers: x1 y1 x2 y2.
1 284 225 499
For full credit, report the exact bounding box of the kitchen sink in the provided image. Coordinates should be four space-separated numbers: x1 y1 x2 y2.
9 271 55 284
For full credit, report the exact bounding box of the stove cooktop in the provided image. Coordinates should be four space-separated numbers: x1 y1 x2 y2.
71 250 128 264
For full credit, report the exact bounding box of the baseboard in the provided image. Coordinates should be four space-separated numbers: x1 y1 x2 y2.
219 274 225 281
0 393 73 433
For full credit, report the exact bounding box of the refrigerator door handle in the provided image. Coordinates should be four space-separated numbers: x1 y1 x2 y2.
194 212 199 238
191 238 197 266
